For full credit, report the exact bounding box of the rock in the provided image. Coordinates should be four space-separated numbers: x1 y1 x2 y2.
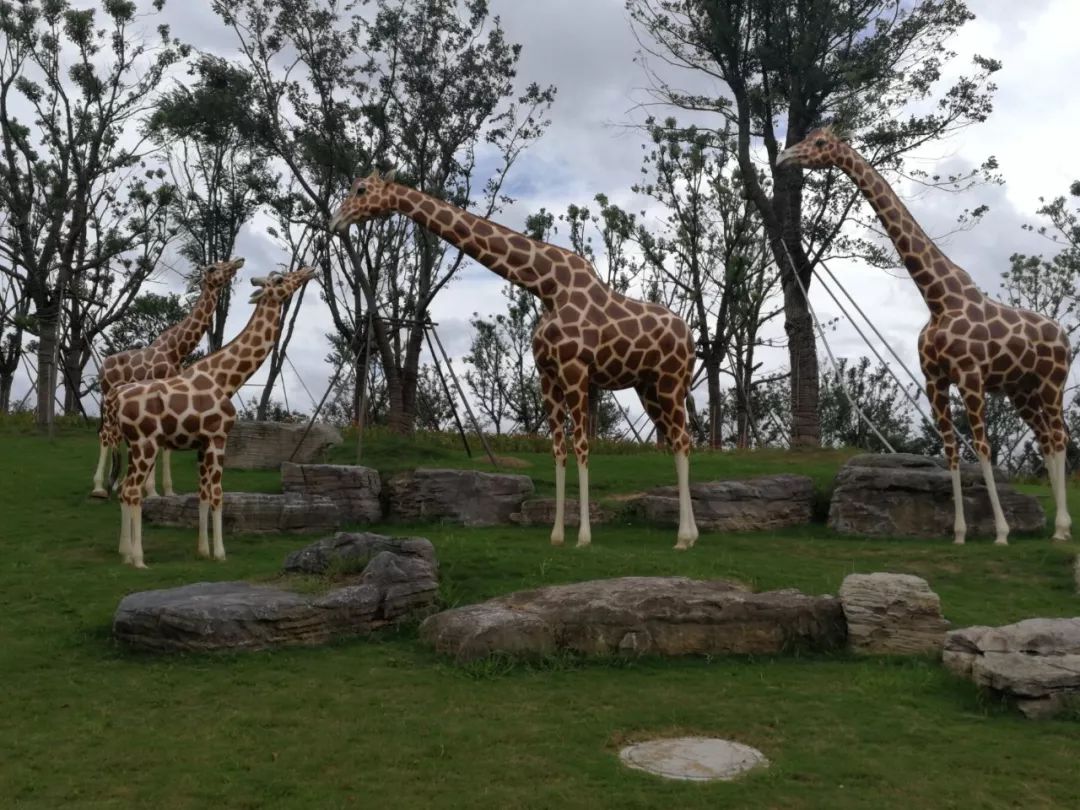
839 573 949 654
283 531 437 575
143 492 340 534
943 618 1080 718
419 576 847 663
281 463 383 524
223 420 342 470
827 453 1046 540
386 468 534 526
113 537 439 653
509 498 614 528
625 474 814 532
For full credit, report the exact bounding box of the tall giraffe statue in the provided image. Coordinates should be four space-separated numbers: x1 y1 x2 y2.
330 172 699 550
113 267 315 568
91 258 245 498
777 127 1072 545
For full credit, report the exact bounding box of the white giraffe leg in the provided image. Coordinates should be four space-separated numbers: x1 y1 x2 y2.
674 450 698 550
143 452 159 498
576 460 591 548
197 500 211 558
212 507 225 561
129 503 147 569
162 449 175 497
1051 451 1072 542
551 460 566 546
951 466 967 545
119 502 133 563
92 442 110 498
979 457 1010 545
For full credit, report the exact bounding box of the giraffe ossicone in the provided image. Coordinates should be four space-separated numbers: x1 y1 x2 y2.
778 128 1072 545
330 173 699 549
92 257 245 500
114 265 316 568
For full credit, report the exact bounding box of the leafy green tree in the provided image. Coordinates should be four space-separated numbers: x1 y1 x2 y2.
629 0 1000 447
819 356 920 451
105 292 189 353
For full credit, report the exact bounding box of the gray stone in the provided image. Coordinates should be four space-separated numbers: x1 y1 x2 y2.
419 576 847 662
619 737 768 782
281 462 383 524
113 539 439 653
143 491 340 534
625 474 814 533
509 498 613 528
283 531 437 575
839 573 949 654
827 453 1046 540
386 468 534 526
224 420 342 470
943 618 1080 718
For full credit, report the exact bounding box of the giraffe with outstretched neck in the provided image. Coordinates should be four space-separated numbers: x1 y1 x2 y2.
330 172 699 550
113 267 315 568
777 127 1072 545
91 258 244 498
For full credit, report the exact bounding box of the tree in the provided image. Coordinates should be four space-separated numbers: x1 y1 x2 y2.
106 291 189 353
629 0 1000 446
0 0 186 431
819 356 919 451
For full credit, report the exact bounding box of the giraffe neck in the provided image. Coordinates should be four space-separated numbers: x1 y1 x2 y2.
155 283 222 361
182 298 283 396
389 185 565 308
835 145 981 314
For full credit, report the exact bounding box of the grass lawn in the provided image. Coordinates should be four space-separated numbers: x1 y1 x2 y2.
2 425 1079 808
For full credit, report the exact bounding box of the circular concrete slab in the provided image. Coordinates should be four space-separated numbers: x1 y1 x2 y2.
619 737 768 782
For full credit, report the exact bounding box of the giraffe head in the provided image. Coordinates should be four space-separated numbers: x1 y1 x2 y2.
197 257 245 291
775 126 848 169
328 169 398 232
248 266 317 304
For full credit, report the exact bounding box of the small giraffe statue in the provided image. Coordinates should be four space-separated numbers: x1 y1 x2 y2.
113 267 315 568
91 258 245 498
778 128 1072 545
330 172 699 549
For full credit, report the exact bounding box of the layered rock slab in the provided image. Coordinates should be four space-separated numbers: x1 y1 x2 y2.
224 420 342 470
143 491 340 534
839 573 949 654
281 462 383 524
419 576 846 662
828 453 1045 539
386 468 533 526
510 498 614 528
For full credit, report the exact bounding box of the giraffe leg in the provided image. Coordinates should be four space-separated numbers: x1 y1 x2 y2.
162 449 176 497
1042 392 1072 542
120 442 154 568
143 450 159 498
197 448 212 558
1008 388 1062 540
563 368 591 548
540 373 567 546
961 374 1009 545
927 376 966 544
205 437 227 561
91 439 111 498
639 381 698 549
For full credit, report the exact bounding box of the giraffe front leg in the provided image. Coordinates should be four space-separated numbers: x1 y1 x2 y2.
666 387 698 550
927 376 966 543
1045 401 1072 542
540 373 568 546
206 437 227 561
565 376 591 548
162 449 176 497
91 440 110 498
120 443 153 568
143 450 159 499
962 377 1009 545
1053 450 1071 541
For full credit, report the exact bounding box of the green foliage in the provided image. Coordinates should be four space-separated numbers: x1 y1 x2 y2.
105 292 189 353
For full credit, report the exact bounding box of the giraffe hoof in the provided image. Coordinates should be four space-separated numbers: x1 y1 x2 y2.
213 553 227 562
674 542 690 551
550 534 565 547
90 489 109 500
993 538 1009 547
953 535 966 545
197 548 211 559
132 561 149 570
575 539 591 549
164 490 176 498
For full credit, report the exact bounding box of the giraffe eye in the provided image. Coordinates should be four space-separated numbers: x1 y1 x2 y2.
815 139 826 147
354 186 366 197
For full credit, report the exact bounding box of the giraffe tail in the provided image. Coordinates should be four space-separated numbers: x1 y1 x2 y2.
107 448 122 494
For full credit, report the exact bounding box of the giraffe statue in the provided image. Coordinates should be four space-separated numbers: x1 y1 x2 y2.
113 267 316 568
777 127 1072 545
330 172 699 550
91 258 245 499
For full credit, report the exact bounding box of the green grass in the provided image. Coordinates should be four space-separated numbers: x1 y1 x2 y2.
2 427 1080 809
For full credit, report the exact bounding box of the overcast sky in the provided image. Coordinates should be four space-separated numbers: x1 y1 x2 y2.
15 0 1080 428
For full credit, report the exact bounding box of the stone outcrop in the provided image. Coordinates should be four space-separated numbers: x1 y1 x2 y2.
625 474 814 533
828 453 1046 540
283 531 437 576
143 491 340 534
509 498 614 528
419 576 847 662
839 573 949 654
113 533 439 653
223 420 342 470
281 462 383 524
385 468 533 526
943 618 1080 718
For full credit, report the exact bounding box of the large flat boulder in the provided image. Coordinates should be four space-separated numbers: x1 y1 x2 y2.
223 420 342 470
419 576 847 662
114 535 439 653
943 618 1080 718
385 468 534 526
625 474 814 532
143 492 340 534
281 462 383 524
827 453 1045 540
839 573 949 655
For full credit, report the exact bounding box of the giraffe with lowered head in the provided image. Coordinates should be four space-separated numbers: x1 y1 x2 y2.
777 127 1072 545
113 266 315 568
330 172 699 550
91 258 245 498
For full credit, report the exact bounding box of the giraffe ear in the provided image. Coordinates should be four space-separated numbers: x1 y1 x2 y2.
382 167 397 182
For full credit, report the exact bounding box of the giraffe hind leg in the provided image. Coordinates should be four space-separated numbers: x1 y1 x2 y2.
119 442 154 568
927 376 967 544
639 382 698 550
540 372 567 547
1038 390 1072 541
961 374 1009 544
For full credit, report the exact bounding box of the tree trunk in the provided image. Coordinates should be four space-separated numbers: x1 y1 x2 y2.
210 287 231 353
705 355 723 449
35 309 60 433
0 371 13 412
781 272 820 447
